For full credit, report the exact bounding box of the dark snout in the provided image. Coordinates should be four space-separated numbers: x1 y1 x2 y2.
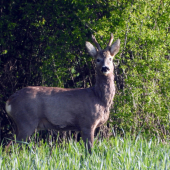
101 66 110 73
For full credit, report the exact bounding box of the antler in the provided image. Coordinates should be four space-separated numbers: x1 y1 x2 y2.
107 33 114 47
91 34 101 51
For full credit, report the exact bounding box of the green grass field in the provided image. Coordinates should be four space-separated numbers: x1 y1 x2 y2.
1 135 170 170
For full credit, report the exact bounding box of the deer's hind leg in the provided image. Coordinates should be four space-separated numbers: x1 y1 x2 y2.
13 112 39 142
6 113 38 151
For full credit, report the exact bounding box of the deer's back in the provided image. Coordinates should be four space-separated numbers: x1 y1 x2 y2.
6 86 106 130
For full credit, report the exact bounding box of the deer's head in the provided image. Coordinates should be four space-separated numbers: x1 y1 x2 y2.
86 33 120 76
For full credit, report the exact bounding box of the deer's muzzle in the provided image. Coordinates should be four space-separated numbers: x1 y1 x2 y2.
101 66 110 74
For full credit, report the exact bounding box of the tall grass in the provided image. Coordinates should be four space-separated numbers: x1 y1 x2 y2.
1 135 170 170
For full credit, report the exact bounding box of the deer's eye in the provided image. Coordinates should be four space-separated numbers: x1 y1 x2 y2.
96 59 100 62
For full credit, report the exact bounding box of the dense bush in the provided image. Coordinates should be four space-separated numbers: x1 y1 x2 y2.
110 0 170 138
0 0 169 143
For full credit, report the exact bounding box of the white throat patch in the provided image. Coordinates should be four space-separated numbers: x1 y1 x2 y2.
102 71 110 75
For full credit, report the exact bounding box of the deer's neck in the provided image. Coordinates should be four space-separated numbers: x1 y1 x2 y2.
94 73 115 107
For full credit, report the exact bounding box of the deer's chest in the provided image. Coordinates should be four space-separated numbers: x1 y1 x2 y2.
94 106 110 127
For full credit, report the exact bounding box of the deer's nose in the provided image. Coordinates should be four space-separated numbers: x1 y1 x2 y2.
101 66 110 73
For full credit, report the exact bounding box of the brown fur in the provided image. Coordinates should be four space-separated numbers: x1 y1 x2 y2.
5 34 120 151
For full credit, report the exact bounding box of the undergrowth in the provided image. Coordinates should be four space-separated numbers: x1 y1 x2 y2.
1 135 170 170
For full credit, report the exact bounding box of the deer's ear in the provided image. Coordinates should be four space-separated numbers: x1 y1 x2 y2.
110 39 120 57
85 41 97 57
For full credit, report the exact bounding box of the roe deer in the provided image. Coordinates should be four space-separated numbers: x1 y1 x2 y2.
5 33 120 151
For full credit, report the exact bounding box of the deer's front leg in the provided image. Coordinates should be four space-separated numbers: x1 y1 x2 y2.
82 127 94 153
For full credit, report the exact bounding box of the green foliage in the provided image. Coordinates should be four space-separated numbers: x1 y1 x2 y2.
1 136 170 169
108 0 170 137
0 0 169 141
